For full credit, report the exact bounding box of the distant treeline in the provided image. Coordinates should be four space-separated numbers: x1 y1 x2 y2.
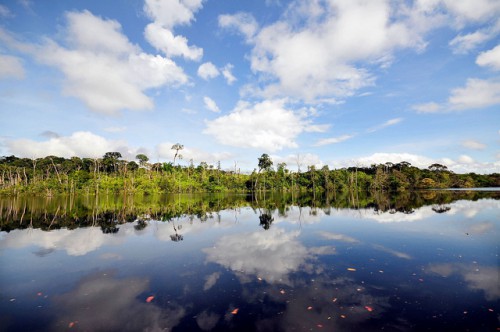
0 153 498 195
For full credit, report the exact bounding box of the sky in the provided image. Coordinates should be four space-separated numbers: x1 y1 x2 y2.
0 0 499 174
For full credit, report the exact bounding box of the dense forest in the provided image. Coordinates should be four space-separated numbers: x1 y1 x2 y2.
0 150 498 196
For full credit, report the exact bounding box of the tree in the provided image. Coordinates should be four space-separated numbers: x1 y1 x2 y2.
171 143 184 165
103 152 122 173
255 154 273 191
258 154 273 172
428 163 447 172
136 154 149 167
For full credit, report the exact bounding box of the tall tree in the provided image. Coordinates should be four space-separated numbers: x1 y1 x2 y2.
171 143 184 165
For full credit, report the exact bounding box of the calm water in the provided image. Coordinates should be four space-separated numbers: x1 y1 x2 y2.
0 191 499 331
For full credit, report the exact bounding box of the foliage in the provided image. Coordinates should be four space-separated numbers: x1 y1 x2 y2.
0 154 498 196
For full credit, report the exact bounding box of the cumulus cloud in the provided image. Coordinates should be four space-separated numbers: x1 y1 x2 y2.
415 79 500 113
220 1 428 102
144 22 202 60
203 99 325 152
0 54 25 79
314 134 354 147
197 62 220 80
143 0 203 61
34 10 188 114
462 140 486 150
203 96 220 113
6 131 137 159
448 78 500 110
336 152 500 174
476 44 500 71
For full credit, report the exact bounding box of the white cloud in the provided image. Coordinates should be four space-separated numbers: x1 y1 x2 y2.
449 78 500 110
476 44 500 71
197 62 220 80
6 131 137 159
438 0 500 23
203 96 220 113
218 12 258 39
367 117 403 133
203 99 325 152
221 63 236 85
143 0 203 61
144 22 202 60
21 10 189 115
314 134 354 147
143 0 203 29
337 152 500 174
462 140 486 150
449 30 491 54
458 154 475 164
412 102 443 113
0 54 24 79
221 1 426 102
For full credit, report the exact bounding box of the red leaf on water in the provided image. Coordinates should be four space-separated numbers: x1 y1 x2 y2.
146 296 155 303
231 308 239 314
307 306 313 310
317 324 323 328
68 322 76 328
365 306 373 312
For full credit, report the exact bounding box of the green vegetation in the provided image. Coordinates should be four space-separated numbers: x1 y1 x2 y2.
0 151 498 196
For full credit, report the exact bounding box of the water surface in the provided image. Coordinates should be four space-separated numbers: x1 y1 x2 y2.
0 191 498 331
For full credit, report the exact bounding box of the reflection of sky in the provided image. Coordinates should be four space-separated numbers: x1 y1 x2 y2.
204 227 312 284
1 197 498 331
50 270 185 331
427 263 500 301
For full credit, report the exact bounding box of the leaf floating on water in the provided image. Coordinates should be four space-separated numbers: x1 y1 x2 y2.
340 314 346 319
317 324 323 328
347 268 356 272
146 296 155 303
365 306 374 312
37 292 43 296
257 277 262 281
307 306 313 310
280 289 286 294
332 298 338 302
231 308 239 315
68 322 76 328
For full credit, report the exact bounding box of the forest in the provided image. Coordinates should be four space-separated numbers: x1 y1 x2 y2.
0 150 498 196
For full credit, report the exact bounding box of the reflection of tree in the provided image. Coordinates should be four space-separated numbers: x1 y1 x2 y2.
1 191 498 232
259 212 274 230
170 221 183 242
432 205 451 213
134 219 148 231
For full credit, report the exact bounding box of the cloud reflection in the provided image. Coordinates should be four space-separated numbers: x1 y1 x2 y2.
427 263 500 301
51 270 185 331
203 227 334 284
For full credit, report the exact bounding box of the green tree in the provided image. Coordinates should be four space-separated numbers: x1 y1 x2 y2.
136 154 149 167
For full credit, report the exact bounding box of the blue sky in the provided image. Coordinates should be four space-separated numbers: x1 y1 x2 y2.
0 0 499 173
